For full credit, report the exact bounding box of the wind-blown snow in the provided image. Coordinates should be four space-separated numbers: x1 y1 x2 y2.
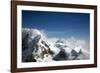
22 28 90 62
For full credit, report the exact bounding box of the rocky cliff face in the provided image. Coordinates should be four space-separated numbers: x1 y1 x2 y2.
22 28 54 62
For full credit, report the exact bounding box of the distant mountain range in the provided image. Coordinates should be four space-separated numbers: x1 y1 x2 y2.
22 28 89 62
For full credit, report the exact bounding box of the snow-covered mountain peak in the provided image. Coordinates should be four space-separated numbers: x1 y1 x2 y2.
22 28 90 62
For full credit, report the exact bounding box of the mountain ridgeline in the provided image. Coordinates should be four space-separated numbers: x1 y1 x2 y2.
22 28 89 62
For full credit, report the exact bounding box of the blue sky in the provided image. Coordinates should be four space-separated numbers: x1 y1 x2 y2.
22 10 90 40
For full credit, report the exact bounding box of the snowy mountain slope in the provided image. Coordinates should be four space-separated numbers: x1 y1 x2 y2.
22 28 90 62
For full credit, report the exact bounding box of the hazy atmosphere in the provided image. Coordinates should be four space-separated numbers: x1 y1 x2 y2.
22 10 90 62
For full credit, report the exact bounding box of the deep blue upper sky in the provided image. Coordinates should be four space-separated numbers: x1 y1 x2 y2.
22 10 90 39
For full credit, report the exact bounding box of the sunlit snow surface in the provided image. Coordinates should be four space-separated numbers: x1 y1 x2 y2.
22 28 90 62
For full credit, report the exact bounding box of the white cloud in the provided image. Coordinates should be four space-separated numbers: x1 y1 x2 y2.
26 28 89 52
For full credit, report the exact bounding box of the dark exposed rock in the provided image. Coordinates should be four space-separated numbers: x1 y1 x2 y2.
53 49 69 61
